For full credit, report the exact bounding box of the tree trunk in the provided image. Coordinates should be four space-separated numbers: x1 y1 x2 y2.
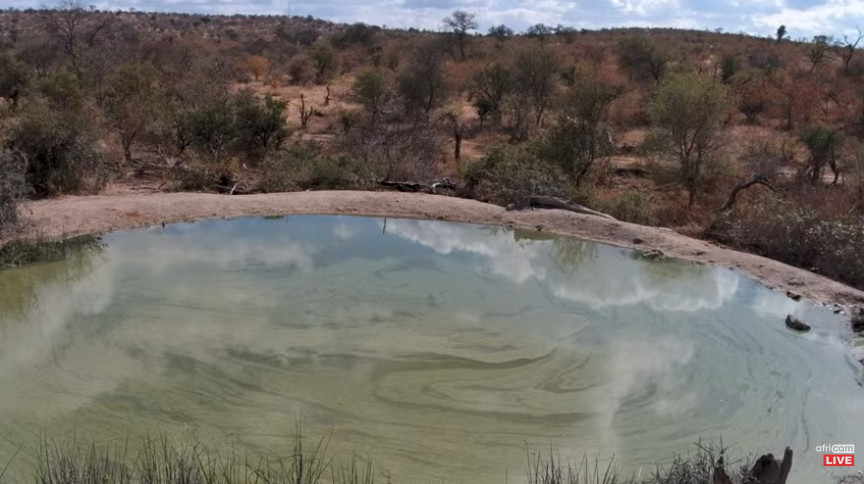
721 174 775 211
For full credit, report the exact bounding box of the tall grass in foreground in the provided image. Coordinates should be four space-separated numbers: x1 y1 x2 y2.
4 433 843 484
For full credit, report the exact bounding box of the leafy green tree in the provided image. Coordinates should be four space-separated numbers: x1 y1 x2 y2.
649 73 731 206
538 77 621 185
442 10 477 61
6 105 106 197
351 69 389 121
397 42 449 117
308 41 340 84
776 25 787 43
512 46 560 129
487 25 513 40
0 53 29 109
616 34 670 83
185 100 237 163
525 23 554 44
37 70 86 112
233 91 289 161
800 125 844 184
103 62 163 161
472 62 511 126
0 149 28 234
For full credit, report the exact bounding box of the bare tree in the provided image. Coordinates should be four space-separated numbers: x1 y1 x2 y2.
512 46 560 128
840 28 863 74
808 35 833 72
45 0 114 75
442 10 477 61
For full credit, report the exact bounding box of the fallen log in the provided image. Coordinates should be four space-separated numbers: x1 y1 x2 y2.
516 196 617 220
721 174 776 212
379 179 458 194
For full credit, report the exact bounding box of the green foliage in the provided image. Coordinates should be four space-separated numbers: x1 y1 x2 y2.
649 72 731 205
397 42 449 116
463 145 569 205
799 125 843 184
442 10 477 61
103 62 164 160
472 62 511 125
37 70 86 112
0 149 29 234
261 141 372 192
0 53 29 109
616 34 670 83
172 91 289 165
332 22 379 50
536 76 620 185
487 24 514 39
603 188 657 225
184 100 237 163
720 54 741 83
308 40 341 84
288 55 316 85
351 69 389 119
711 198 864 291
512 46 561 130
233 90 290 160
6 104 108 198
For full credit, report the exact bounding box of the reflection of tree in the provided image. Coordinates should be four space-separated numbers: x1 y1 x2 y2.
0 237 104 321
629 249 705 285
550 238 596 275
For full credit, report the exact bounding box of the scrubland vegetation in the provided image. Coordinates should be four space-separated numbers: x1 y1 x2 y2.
0 433 782 484
2 3 864 292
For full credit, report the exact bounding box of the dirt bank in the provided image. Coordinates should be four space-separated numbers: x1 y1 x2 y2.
6 190 864 311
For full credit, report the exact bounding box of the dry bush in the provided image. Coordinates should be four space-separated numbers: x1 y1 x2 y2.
339 123 443 182
0 149 29 235
6 105 111 197
172 154 242 192
709 188 864 290
462 145 569 205
259 141 375 192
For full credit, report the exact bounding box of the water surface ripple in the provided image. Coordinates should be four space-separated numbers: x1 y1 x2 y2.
0 216 862 483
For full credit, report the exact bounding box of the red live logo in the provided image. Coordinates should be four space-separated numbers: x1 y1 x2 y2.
824 454 855 466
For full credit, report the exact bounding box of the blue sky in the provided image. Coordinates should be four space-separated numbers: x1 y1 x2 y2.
9 0 864 38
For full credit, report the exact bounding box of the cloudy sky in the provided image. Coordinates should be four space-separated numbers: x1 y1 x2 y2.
8 0 864 38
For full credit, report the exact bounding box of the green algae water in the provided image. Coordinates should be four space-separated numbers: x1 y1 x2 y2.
0 215 862 483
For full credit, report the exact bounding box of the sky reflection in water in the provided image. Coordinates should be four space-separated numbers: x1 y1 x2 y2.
0 215 861 484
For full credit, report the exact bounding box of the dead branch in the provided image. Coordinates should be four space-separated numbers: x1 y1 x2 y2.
511 196 616 220
721 174 776 212
379 178 458 194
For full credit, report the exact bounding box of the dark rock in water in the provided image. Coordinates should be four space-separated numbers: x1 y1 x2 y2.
786 291 802 301
785 315 811 332
635 249 665 261
852 308 864 333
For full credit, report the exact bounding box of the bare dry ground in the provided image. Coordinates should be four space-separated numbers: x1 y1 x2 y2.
6 190 864 312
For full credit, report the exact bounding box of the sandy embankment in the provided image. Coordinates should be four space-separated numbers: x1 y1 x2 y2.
6 190 864 311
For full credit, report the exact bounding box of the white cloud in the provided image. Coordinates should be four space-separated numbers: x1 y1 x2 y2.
754 0 864 34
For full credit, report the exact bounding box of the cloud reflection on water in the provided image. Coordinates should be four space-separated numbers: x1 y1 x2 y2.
384 219 739 312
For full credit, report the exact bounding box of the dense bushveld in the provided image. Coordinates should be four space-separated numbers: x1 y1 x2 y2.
2 3 864 291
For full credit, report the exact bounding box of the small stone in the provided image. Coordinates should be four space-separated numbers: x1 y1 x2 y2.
694 250 707 256
786 291 802 301
785 315 812 332
535 224 544 232
632 237 645 245
852 308 864 333
635 249 665 261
